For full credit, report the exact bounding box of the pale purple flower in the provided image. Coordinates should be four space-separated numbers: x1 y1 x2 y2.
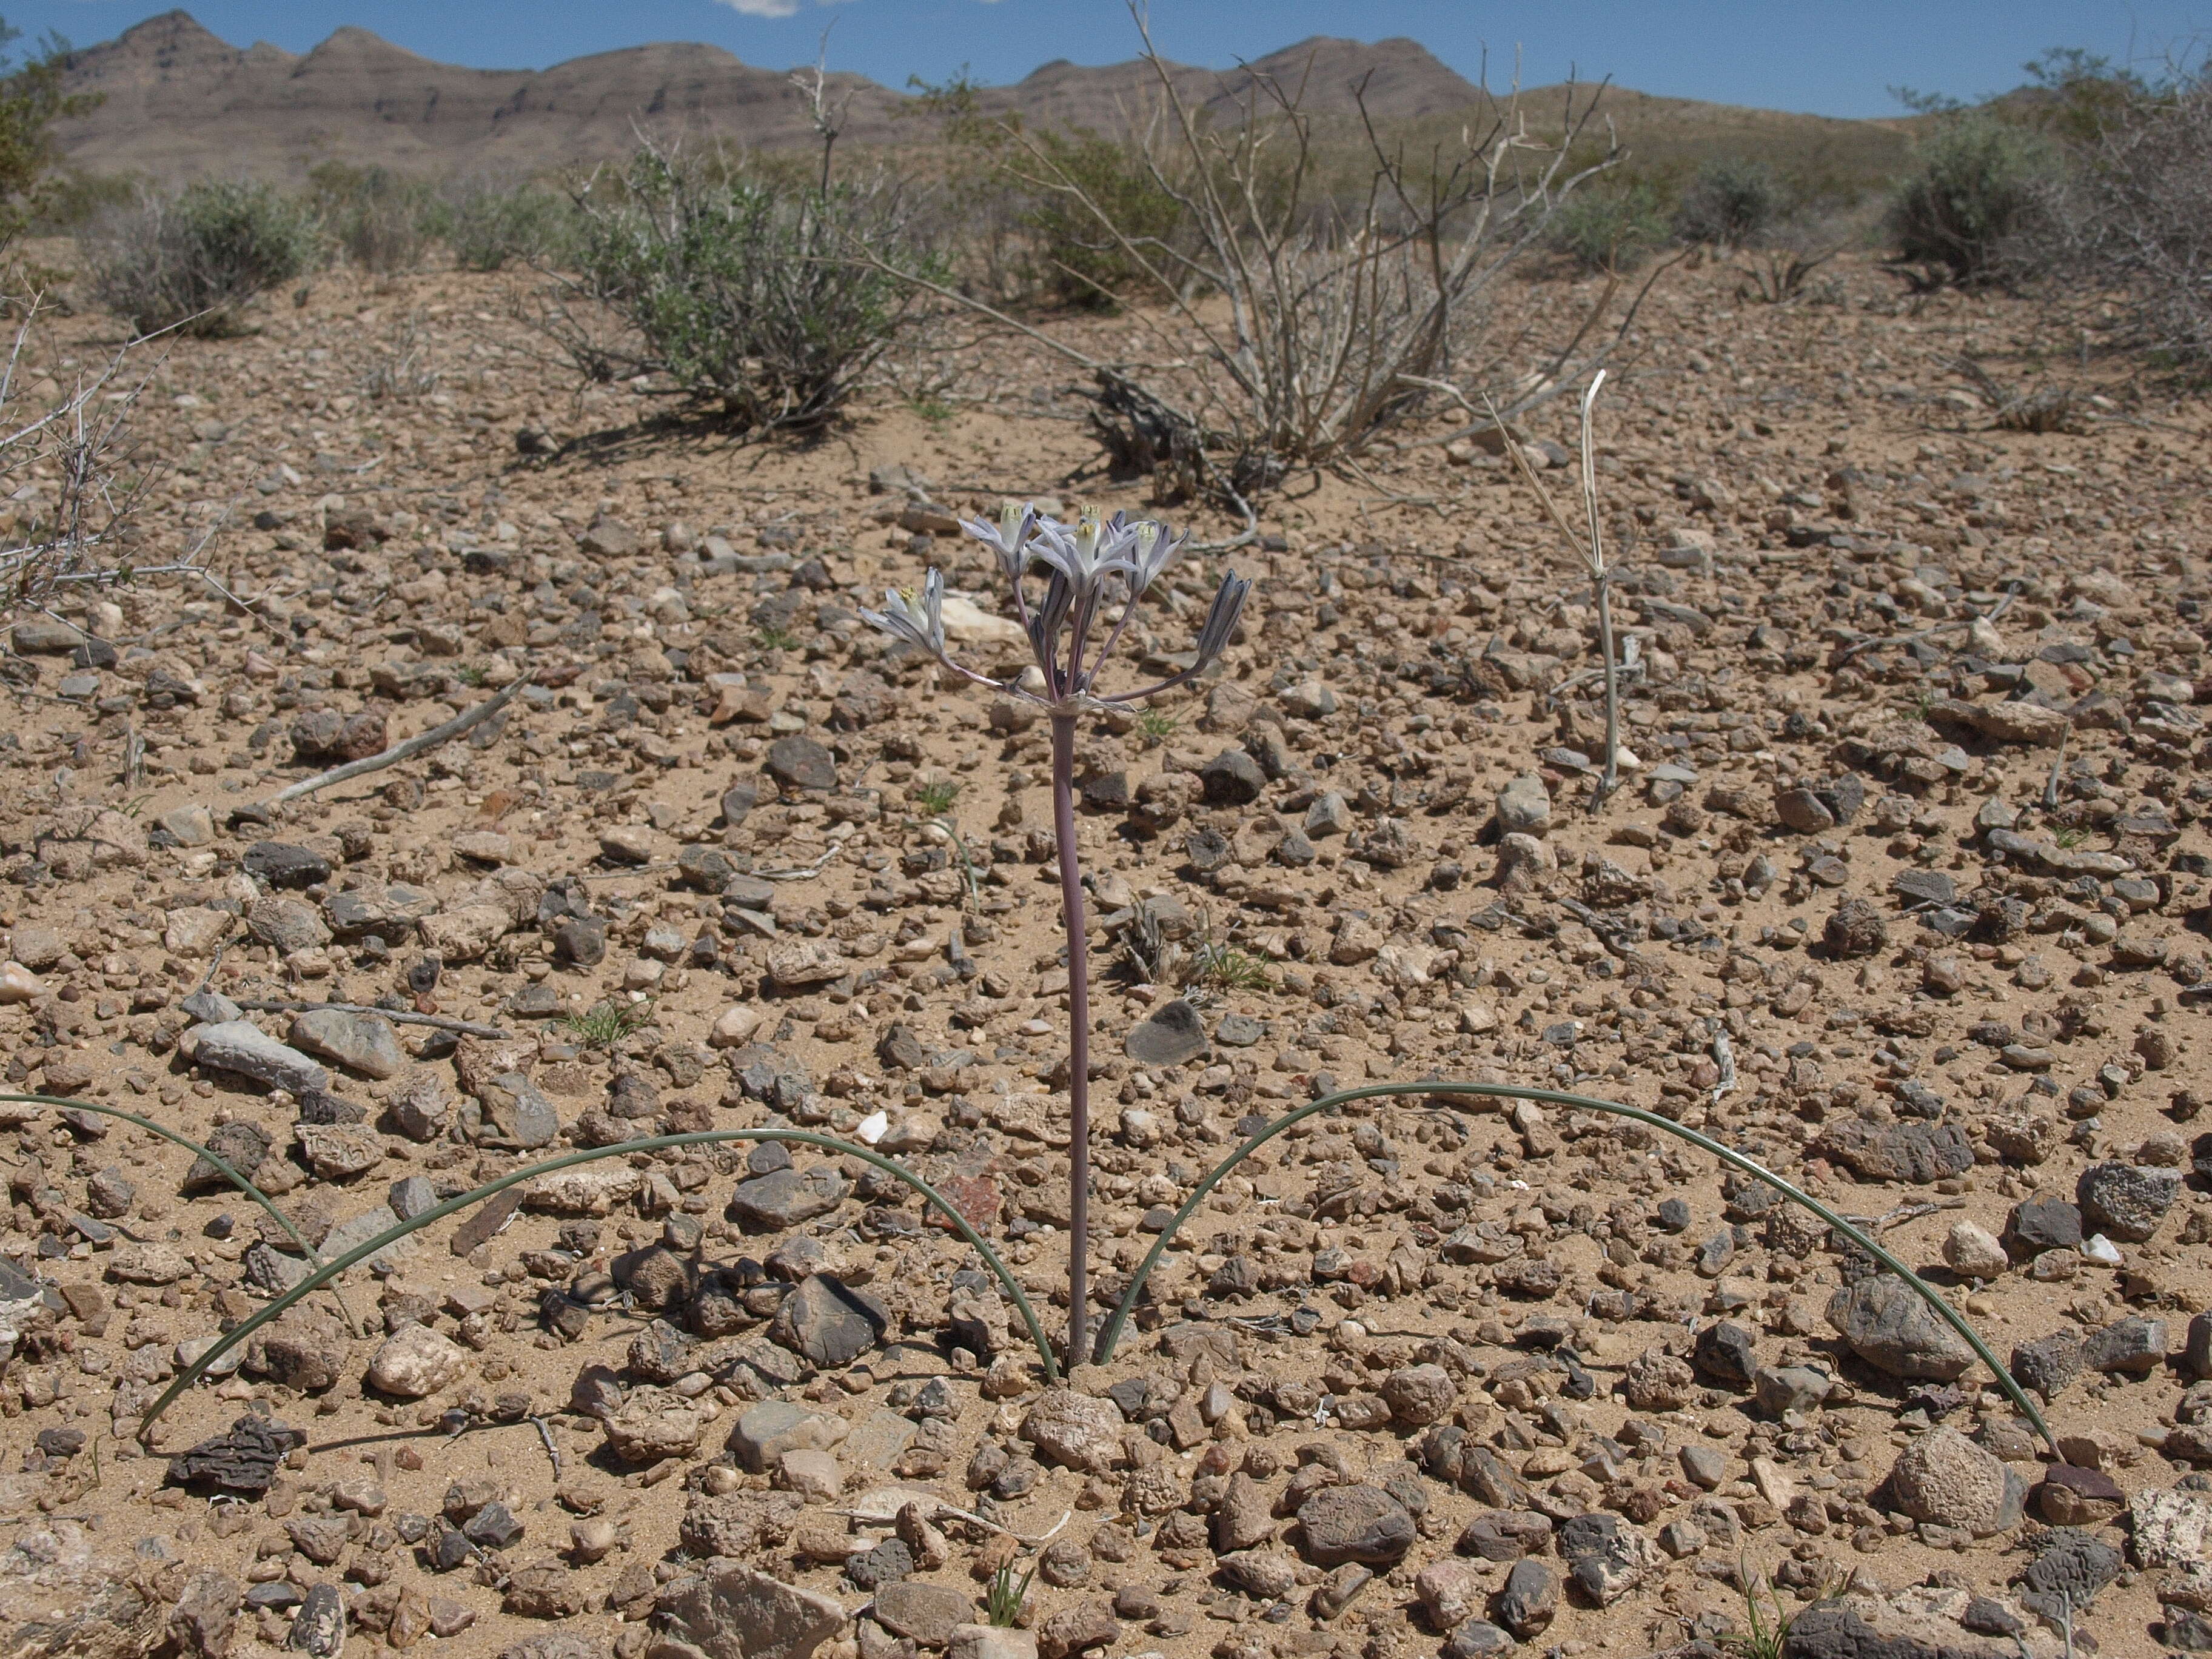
881 504 1246 712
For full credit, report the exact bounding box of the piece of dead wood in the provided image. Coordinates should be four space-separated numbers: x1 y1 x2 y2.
233 999 511 1039
269 679 532 803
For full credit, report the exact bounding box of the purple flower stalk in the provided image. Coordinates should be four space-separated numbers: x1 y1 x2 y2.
863 504 1249 1364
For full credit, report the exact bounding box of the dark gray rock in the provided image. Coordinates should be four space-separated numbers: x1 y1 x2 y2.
844 1537 912 1591
1125 998 1208 1065
168 1413 306 1493
2082 1315 2168 1374
2005 1196 2083 1259
1296 1484 1415 1566
1493 1560 1556 1638
551 916 607 967
2078 1162 2183 1242
1199 749 1267 805
766 736 837 793
732 1167 850 1232
244 842 332 890
388 1176 438 1222
1826 1275 1974 1379
770 1273 889 1368
2009 1332 2083 1399
463 1502 523 1549
1692 1321 1757 1386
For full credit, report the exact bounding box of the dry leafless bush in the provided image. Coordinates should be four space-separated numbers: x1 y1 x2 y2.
874 18 1654 537
0 292 184 623
2063 75 2212 375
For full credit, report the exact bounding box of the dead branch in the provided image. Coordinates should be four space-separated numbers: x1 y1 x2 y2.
269 679 532 803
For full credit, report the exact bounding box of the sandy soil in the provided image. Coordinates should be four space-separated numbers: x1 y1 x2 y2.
1 249 2209 1659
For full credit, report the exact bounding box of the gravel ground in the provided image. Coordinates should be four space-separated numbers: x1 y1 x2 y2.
1 252 2210 1659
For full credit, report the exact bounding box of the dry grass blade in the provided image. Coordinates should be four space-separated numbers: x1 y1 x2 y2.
1492 370 1624 806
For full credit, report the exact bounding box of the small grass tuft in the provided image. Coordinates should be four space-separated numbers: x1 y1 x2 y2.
1188 939 1271 993
756 625 801 652
912 777 961 814
1724 1560 1835 1659
1134 709 1179 746
985 1557 1037 1628
560 998 655 1050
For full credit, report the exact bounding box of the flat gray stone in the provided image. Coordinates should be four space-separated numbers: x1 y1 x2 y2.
659 1567 846 1659
873 1583 970 1649
728 1401 848 1473
289 1009 406 1081
193 1021 329 1097
732 1167 850 1231
476 1072 559 1149
1125 999 1207 1066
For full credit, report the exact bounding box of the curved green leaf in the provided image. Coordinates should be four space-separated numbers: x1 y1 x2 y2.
1 1092 362 1333
1090 1079 2056 1458
139 1125 1056 1441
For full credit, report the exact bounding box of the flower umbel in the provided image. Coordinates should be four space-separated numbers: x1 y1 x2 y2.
858 565 948 657
863 504 1245 713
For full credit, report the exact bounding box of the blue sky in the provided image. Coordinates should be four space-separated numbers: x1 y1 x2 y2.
10 1 2207 118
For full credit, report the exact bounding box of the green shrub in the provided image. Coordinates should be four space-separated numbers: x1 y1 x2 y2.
1886 116 2061 285
84 180 323 336
0 23 95 251
545 145 928 432
438 178 575 272
1674 156 1784 246
1548 181 1669 273
1025 127 1182 310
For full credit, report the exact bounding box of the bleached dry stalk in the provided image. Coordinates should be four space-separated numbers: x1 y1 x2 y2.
1500 370 1624 807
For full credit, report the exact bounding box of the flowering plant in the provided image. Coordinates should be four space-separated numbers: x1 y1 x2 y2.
865 504 1247 1361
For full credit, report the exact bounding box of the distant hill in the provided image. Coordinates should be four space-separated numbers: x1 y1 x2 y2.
45 9 1912 193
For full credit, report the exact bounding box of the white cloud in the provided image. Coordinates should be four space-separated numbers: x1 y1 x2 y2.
714 0 803 16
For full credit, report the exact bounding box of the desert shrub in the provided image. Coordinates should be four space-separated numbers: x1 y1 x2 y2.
1674 156 1784 246
1885 116 2061 285
30 170 136 233
1548 181 1669 273
2060 73 2212 374
534 143 929 432
84 180 322 335
0 23 95 249
439 178 575 271
309 163 434 274
1025 127 1182 310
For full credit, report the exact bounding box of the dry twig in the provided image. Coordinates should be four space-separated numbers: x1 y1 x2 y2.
268 679 531 803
